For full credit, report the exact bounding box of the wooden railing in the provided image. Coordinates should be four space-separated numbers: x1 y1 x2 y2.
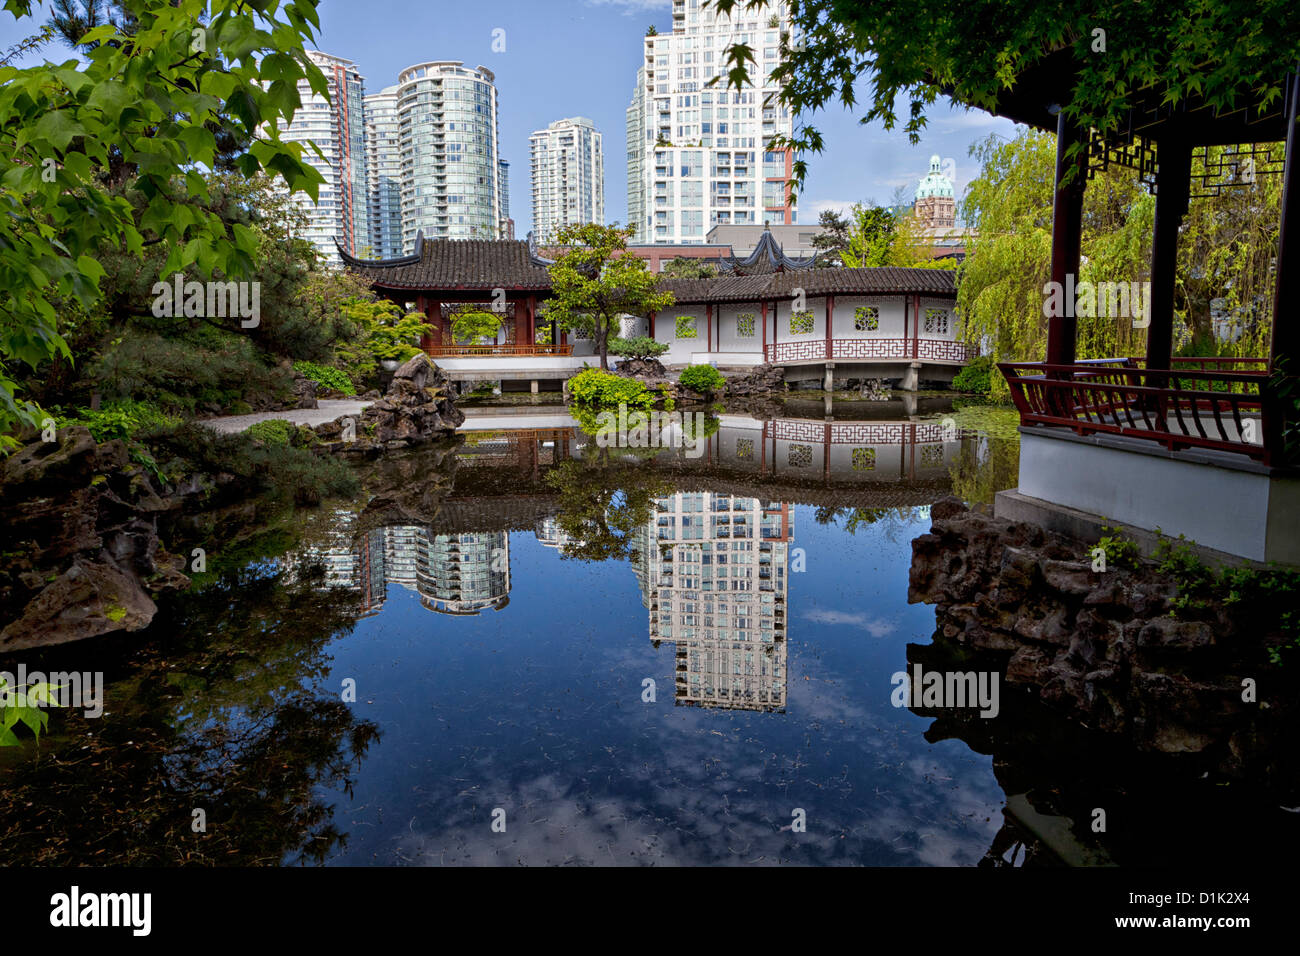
422 344 574 357
999 359 1278 463
764 338 975 364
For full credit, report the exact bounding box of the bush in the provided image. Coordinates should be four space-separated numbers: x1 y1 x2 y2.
678 364 725 394
243 419 295 446
568 368 656 410
293 360 356 396
951 355 994 394
609 336 670 362
56 401 181 442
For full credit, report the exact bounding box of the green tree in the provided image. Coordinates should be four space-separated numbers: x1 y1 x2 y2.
541 223 675 370
450 307 504 346
841 203 898 268
810 208 851 266
660 256 718 278
0 0 328 450
711 0 1299 193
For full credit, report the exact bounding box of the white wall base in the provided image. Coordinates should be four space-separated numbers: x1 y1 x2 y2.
1017 430 1300 565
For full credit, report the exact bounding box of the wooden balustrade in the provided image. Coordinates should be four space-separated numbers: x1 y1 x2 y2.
999 359 1278 463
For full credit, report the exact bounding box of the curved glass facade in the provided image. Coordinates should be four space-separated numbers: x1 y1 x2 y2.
397 62 503 246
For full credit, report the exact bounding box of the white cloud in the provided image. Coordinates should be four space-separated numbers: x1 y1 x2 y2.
802 608 895 638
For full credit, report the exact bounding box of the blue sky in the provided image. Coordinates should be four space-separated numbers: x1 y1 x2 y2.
2 0 1019 235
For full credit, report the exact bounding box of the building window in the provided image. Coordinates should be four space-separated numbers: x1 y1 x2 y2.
790 310 814 335
924 308 949 335
676 316 698 338
920 444 945 466
854 306 879 331
788 443 812 467
851 447 877 471
737 313 756 337
736 438 754 461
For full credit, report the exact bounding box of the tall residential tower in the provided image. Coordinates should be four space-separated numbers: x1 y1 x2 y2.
395 61 507 246
529 117 605 244
626 0 797 243
281 50 370 265
363 85 403 259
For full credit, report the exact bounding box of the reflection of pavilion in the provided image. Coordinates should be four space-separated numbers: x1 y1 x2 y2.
636 492 792 712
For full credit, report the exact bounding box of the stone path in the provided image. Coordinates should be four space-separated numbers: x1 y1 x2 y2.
202 400 371 434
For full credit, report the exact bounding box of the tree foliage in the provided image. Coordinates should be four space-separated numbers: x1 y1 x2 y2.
712 0 1300 193
0 0 329 449
541 223 675 370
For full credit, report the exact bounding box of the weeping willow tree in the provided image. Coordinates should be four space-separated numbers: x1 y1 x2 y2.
958 129 1283 398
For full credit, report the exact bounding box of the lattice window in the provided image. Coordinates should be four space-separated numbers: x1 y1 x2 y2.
787 443 812 467
736 438 754 461
737 313 756 337
920 444 945 466
923 308 949 335
676 316 698 338
851 447 876 471
854 306 879 331
790 310 814 335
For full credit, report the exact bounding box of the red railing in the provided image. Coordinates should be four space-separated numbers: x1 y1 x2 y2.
764 338 975 364
422 344 575 357
999 358 1277 463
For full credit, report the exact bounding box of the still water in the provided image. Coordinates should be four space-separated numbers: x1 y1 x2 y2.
0 401 1288 865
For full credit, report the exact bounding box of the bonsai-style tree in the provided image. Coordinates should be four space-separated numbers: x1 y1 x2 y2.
541 224 675 370
609 336 670 363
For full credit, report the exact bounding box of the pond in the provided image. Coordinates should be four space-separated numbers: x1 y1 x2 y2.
0 399 1291 866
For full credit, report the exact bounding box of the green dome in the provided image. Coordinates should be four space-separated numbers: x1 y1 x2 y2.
914 154 954 201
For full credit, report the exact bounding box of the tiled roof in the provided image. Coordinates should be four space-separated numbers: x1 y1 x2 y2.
341 235 956 302
338 233 552 291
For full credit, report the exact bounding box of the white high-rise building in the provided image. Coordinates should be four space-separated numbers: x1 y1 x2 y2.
281 50 370 265
364 85 403 259
395 61 507 246
627 0 797 244
529 117 605 244
626 68 647 239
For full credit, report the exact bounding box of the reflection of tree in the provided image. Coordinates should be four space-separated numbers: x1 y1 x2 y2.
0 542 379 865
814 505 930 540
544 456 673 562
947 436 1020 510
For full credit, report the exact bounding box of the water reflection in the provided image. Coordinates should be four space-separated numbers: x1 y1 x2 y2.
9 403 1267 865
633 493 791 712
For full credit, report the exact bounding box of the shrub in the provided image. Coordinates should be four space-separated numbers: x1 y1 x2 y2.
678 364 725 394
243 419 295 446
56 401 181 442
293 360 356 396
952 355 994 394
568 368 655 410
609 336 670 362
1096 525 1141 571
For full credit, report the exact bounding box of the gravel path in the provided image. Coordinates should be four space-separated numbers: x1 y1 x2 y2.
203 400 372 434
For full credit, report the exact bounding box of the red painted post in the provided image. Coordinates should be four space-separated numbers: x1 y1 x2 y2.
761 300 768 361
825 294 834 360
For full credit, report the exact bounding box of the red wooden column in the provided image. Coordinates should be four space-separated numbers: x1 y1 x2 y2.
422 297 443 352
707 303 714 353
912 293 921 359
1266 70 1300 465
1046 111 1088 369
901 294 908 356
824 294 835 359
761 300 769 360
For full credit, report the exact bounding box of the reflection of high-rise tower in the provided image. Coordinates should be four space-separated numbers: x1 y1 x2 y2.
639 493 791 712
288 524 510 617
417 532 511 615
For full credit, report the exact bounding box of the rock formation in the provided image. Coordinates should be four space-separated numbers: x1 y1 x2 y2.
314 354 464 454
0 427 190 650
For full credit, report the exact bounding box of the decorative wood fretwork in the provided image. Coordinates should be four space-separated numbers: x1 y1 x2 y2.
1086 130 1159 194
1189 143 1285 199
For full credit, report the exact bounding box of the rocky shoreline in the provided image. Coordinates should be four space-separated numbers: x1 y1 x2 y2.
0 355 464 650
909 497 1299 791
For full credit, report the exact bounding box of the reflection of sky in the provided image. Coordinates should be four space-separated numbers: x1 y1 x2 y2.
311 505 1004 866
